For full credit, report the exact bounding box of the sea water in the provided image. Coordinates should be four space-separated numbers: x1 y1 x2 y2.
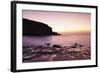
23 32 90 47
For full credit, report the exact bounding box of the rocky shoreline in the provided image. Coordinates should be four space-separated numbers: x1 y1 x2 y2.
23 43 91 63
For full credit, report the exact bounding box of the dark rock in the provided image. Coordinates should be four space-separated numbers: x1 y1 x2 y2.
71 43 78 48
23 18 60 36
46 43 51 46
53 44 61 48
71 46 76 48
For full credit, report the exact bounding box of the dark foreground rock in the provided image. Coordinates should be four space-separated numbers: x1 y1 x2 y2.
23 18 60 36
23 43 91 63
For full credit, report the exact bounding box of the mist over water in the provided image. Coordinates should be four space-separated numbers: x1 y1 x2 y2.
23 32 90 47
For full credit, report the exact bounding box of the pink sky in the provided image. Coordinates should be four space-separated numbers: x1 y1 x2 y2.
23 10 91 33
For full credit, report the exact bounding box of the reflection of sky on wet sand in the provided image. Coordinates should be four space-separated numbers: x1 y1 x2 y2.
23 10 91 33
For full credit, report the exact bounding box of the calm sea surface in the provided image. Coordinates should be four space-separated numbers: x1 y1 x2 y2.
23 33 90 47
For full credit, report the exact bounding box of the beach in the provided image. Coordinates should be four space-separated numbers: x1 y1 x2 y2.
23 33 91 63
23 43 91 62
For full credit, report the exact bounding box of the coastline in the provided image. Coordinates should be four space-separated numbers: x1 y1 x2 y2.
23 43 91 63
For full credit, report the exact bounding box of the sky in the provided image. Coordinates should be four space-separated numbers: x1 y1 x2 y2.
23 10 91 33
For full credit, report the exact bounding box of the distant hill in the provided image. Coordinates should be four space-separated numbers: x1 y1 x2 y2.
23 18 60 36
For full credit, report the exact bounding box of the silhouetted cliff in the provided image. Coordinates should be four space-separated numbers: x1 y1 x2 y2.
23 18 60 36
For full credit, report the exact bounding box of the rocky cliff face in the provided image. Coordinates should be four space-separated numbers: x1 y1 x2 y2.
23 18 60 36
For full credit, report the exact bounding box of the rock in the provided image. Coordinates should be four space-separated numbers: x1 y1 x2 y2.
67 48 82 53
49 54 57 61
52 44 61 48
56 48 60 50
23 54 36 60
45 43 51 47
71 43 84 48
23 44 90 62
23 18 60 36
70 56 75 59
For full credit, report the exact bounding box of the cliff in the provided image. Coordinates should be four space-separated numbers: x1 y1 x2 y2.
23 18 60 36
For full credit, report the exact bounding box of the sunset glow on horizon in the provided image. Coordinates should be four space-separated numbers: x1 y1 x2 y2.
23 10 91 33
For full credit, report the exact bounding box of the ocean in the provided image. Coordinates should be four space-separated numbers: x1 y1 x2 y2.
23 32 91 47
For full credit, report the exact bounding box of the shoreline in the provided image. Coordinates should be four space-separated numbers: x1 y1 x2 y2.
23 43 91 63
